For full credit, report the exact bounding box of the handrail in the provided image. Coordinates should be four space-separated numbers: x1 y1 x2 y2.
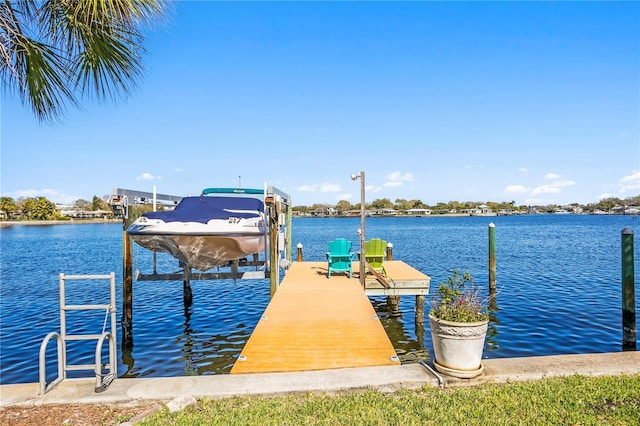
94 332 117 393
39 332 64 395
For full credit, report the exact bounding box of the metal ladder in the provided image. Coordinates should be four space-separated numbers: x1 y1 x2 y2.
39 273 117 394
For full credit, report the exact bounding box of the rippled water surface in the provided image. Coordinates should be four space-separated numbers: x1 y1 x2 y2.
1 215 638 384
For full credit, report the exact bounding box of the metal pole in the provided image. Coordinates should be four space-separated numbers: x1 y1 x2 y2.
622 227 636 348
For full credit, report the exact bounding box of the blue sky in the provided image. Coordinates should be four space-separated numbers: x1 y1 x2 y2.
2 1 639 207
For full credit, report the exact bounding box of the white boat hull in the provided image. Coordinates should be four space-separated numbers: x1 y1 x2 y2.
126 194 268 271
129 233 265 271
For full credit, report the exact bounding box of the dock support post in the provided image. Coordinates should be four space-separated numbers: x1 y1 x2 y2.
183 264 193 307
488 223 496 297
297 243 303 262
121 215 133 350
268 199 279 298
415 294 425 325
622 227 636 349
286 203 293 264
387 295 401 317
386 242 393 261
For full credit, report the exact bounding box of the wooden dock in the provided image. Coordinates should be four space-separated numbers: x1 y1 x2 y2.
360 260 431 296
230 261 430 374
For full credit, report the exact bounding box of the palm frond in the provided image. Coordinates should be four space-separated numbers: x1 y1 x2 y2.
73 19 144 100
1 0 166 121
1 1 76 121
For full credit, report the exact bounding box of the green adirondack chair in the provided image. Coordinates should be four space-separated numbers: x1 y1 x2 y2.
326 238 354 278
359 238 387 275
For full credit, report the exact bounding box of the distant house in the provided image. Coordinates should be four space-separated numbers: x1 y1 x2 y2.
469 205 494 216
373 208 398 216
58 207 114 219
309 205 337 217
625 206 640 215
405 208 432 216
309 207 326 217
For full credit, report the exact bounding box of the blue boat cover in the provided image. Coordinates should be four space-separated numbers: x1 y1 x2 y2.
142 196 264 224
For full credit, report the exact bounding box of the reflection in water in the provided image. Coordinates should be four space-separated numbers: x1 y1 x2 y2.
178 305 196 375
371 296 430 364
120 339 136 377
486 293 500 352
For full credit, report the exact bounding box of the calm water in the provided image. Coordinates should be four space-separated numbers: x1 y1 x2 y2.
1 215 638 384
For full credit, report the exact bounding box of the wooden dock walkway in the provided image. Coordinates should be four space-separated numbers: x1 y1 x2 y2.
230 261 430 374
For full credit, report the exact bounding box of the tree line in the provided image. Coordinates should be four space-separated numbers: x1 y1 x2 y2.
293 195 640 215
0 196 111 221
1 194 638 222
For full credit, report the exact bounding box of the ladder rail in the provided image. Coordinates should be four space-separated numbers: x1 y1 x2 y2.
94 331 117 392
39 272 117 395
64 304 112 310
38 332 64 395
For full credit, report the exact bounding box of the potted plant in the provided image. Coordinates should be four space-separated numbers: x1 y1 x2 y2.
429 269 489 378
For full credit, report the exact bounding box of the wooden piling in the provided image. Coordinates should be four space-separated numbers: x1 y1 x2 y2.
121 218 133 349
622 227 636 348
388 295 401 317
415 294 425 325
183 264 193 306
384 242 401 318
297 243 303 262
489 223 496 295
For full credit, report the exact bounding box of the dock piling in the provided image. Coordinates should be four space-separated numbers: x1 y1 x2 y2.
297 243 303 262
622 227 636 349
122 217 133 350
415 294 425 325
488 223 496 296
183 264 193 307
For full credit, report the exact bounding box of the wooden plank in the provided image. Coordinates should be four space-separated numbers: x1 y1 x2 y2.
230 261 400 374
365 262 391 288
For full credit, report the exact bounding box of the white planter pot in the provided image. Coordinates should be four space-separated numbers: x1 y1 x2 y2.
429 314 488 378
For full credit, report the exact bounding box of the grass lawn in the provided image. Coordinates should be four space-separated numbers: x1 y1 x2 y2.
138 373 640 425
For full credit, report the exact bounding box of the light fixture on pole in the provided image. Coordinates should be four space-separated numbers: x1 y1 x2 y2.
351 171 366 289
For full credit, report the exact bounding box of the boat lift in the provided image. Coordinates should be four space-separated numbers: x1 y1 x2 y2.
110 185 292 346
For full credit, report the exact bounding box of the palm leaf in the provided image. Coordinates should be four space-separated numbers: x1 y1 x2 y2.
1 0 166 121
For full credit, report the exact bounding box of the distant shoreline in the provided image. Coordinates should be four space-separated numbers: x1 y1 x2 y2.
0 219 121 227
